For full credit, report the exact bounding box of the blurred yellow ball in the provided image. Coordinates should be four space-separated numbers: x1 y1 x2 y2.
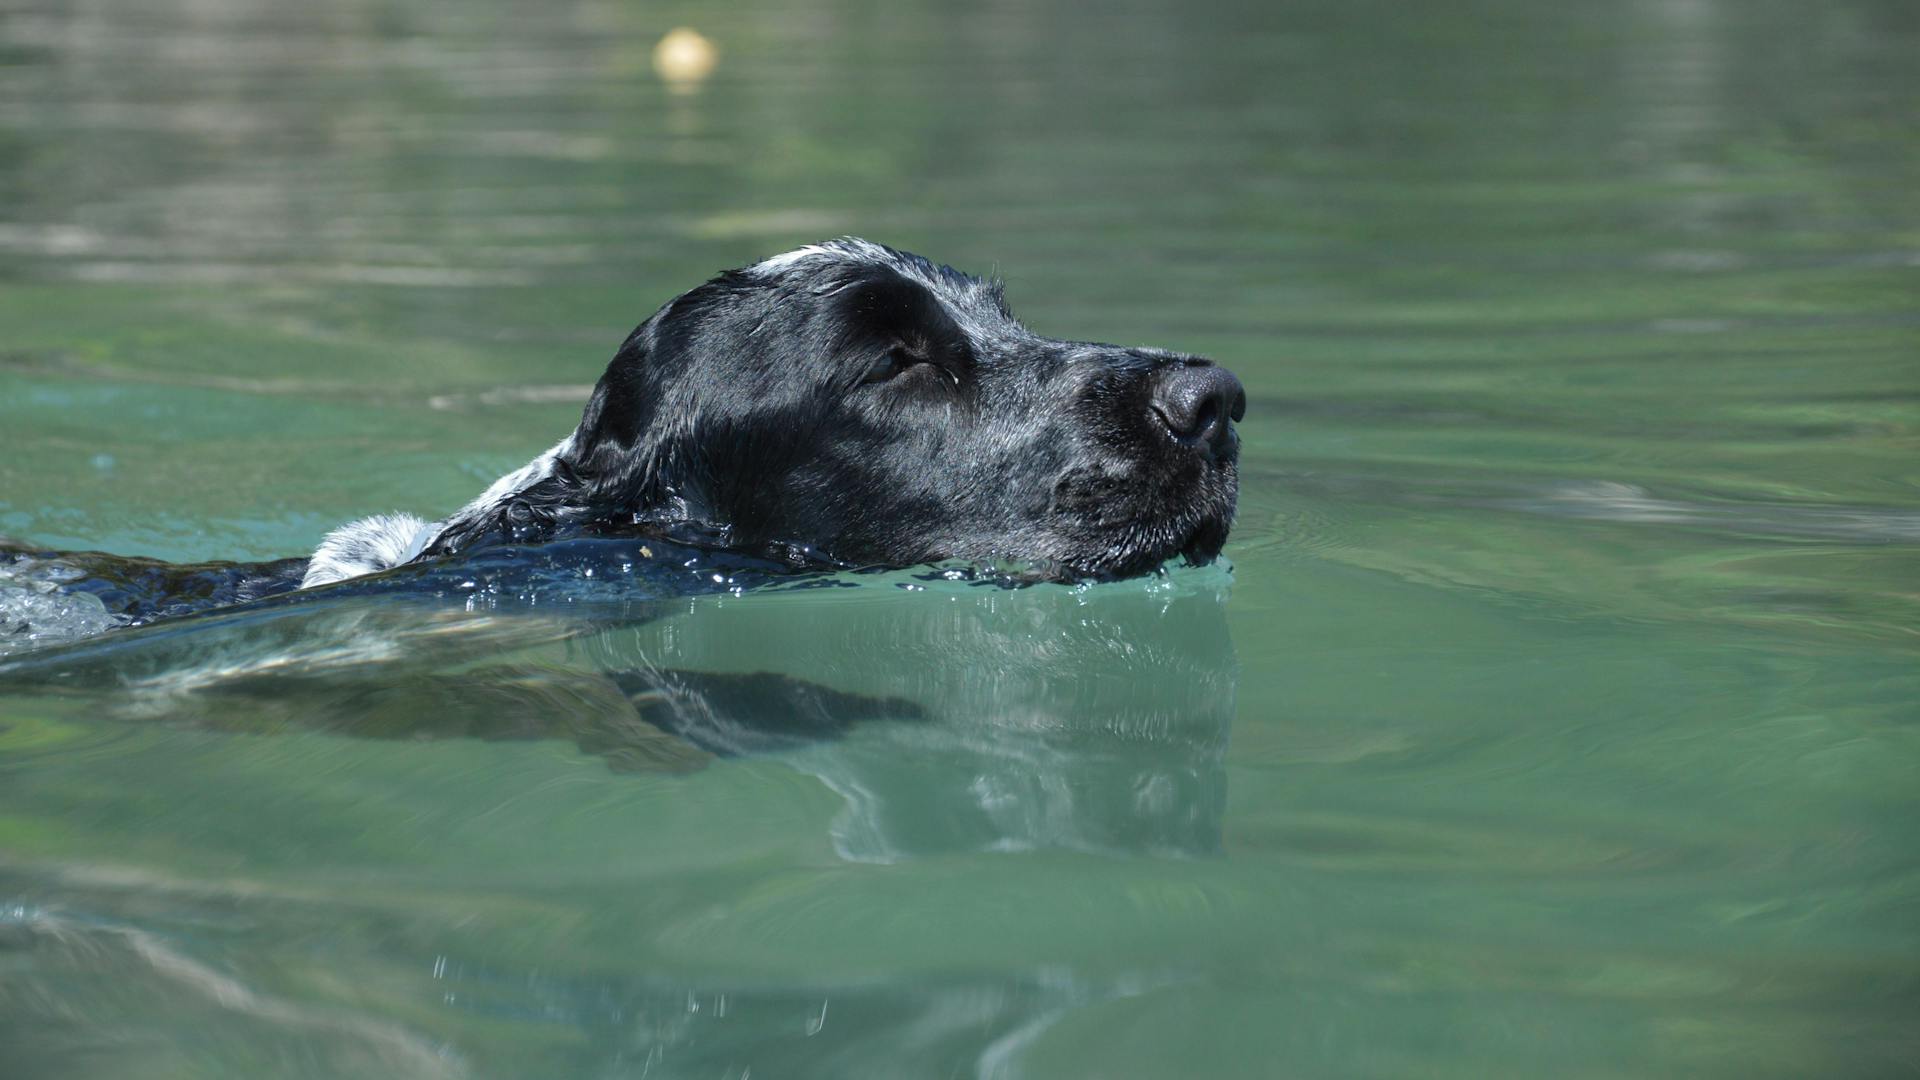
652 28 718 89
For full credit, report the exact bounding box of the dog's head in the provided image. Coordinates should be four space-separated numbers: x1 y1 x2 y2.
447 239 1244 581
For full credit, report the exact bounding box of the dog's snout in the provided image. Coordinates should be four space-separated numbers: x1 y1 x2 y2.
1149 363 1245 452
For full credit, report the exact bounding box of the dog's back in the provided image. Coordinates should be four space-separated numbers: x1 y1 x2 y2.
1 540 307 651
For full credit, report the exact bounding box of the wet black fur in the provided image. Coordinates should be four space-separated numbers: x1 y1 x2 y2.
428 241 1239 581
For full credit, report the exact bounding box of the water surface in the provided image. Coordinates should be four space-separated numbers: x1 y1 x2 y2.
1 0 1917 1076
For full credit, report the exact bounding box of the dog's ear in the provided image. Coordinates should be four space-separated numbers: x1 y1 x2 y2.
563 288 725 522
567 316 664 505
423 312 676 557
422 289 725 558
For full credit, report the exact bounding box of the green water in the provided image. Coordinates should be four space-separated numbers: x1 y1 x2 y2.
2 0 1918 1075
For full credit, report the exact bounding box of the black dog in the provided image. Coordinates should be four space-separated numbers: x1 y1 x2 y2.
3 238 1244 631
306 238 1245 588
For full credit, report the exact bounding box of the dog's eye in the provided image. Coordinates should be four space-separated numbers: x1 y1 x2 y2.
860 347 914 385
859 346 959 389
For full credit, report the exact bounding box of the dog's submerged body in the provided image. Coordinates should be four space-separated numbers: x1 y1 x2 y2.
306 238 1244 590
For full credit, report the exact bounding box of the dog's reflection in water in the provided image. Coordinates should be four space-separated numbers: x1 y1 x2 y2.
126 655 927 776
592 575 1239 859
4 566 1235 858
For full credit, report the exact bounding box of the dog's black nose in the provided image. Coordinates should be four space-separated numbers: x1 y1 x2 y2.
1150 362 1246 453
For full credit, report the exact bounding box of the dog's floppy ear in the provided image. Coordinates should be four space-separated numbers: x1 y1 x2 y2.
562 284 725 521
567 316 666 506
420 310 680 558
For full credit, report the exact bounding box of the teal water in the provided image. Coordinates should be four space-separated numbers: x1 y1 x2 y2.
2 0 1918 1076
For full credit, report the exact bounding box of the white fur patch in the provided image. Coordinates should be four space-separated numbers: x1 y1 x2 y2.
299 436 576 589
444 436 573 528
301 513 435 588
750 241 864 275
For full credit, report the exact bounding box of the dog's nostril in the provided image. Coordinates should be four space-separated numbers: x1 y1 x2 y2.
1150 363 1245 451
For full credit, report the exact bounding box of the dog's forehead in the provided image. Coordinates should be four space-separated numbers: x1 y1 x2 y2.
747 237 1005 317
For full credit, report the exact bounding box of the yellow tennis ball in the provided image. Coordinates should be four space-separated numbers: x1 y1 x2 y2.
652 28 718 88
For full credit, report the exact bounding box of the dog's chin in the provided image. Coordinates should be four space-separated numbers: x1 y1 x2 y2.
1049 506 1236 583
1176 516 1231 568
